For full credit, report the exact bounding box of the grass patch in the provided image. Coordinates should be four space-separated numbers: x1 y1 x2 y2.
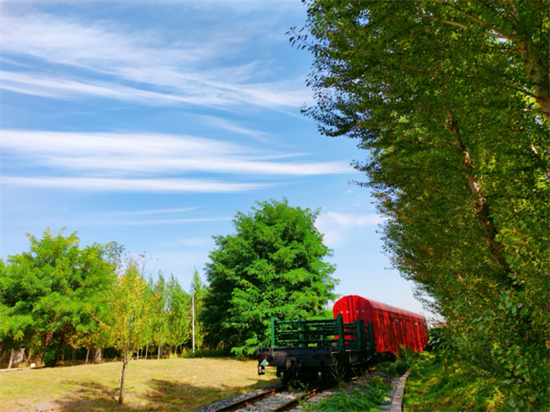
0 357 277 411
180 348 231 358
403 354 506 412
376 347 431 378
304 376 391 411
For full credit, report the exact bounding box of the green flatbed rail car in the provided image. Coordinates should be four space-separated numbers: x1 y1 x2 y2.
257 314 377 383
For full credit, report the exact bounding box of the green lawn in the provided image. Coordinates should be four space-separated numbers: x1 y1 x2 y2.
0 357 278 412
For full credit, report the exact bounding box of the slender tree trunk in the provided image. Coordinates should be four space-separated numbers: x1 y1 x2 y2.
118 354 128 404
157 345 161 359
145 345 149 360
72 347 76 364
85 347 90 364
7 349 14 369
447 115 509 269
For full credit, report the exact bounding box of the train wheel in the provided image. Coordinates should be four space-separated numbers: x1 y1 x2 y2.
329 357 349 383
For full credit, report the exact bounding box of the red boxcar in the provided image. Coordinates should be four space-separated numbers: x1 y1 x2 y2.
333 295 428 354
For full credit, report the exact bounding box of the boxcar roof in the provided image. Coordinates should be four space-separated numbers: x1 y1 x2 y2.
337 295 426 321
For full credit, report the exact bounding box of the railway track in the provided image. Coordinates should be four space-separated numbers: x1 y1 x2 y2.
214 386 286 411
214 383 331 412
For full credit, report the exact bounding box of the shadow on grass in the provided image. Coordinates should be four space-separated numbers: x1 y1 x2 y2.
52 377 272 411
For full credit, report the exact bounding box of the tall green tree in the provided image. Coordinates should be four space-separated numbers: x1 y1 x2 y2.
190 268 206 350
166 275 191 354
201 199 338 357
149 273 169 359
296 0 548 408
0 229 120 366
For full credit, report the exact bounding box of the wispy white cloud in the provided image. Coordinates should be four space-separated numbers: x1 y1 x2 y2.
2 129 350 176
198 115 270 142
1 10 312 109
315 212 385 247
3 176 269 193
162 237 212 246
318 212 382 228
51 209 226 226
0 71 222 106
83 217 230 226
97 207 199 217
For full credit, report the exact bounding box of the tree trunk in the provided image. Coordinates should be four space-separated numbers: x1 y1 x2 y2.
448 116 509 269
7 349 14 369
157 345 161 360
145 345 148 360
85 347 90 364
118 354 128 404
514 34 549 122
94 348 102 363
72 347 76 364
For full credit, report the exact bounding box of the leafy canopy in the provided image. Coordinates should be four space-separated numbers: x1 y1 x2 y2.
201 198 338 356
0 229 119 366
296 1 549 408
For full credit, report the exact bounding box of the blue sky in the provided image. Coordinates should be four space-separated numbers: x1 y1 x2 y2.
1 1 428 316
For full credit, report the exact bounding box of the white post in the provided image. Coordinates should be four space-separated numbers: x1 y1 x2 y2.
192 293 195 354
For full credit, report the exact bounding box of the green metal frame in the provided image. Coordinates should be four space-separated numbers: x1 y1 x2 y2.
269 314 372 354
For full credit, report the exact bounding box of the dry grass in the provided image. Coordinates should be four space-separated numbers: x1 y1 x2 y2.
0 357 278 412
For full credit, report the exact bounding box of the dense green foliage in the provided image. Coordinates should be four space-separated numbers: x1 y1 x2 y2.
201 199 338 356
0 230 199 368
0 229 119 366
296 1 549 408
405 353 506 412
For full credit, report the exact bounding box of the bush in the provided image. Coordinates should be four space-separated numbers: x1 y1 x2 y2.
376 346 425 377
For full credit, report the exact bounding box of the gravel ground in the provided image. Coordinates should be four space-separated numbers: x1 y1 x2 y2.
237 390 305 411
194 370 399 412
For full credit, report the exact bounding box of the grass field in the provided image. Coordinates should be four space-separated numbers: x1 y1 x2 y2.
0 357 278 412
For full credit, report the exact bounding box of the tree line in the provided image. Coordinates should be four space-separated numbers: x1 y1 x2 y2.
0 199 337 402
294 0 548 409
0 229 206 370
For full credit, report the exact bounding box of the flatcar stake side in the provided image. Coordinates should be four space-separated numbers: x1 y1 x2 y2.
256 295 429 385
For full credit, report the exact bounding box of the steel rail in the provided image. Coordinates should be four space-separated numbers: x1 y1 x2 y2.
271 384 331 412
214 386 285 412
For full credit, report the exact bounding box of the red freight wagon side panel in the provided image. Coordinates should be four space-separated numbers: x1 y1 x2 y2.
333 295 428 354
